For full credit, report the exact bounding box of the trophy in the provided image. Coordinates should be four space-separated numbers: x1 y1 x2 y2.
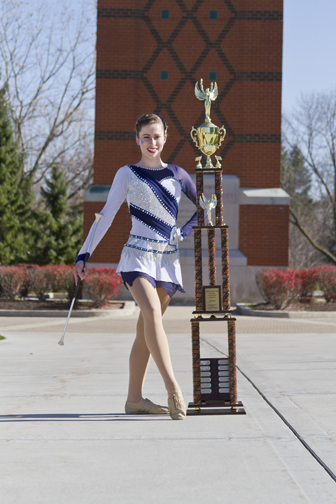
199 193 217 226
187 78 245 417
190 79 226 169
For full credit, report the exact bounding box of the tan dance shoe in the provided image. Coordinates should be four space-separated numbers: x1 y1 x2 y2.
125 397 169 414
168 390 186 420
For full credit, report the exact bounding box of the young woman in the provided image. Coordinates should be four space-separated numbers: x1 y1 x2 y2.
74 113 197 420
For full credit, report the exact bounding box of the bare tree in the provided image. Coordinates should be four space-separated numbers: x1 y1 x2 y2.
288 210 327 268
0 0 96 198
283 89 336 265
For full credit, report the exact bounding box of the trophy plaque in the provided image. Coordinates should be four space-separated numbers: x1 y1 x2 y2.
203 285 221 312
187 78 245 416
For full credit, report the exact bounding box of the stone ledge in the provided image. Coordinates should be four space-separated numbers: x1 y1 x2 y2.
0 301 136 318
239 188 289 205
236 303 336 319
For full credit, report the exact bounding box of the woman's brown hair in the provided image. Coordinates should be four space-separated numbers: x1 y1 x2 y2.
135 113 168 137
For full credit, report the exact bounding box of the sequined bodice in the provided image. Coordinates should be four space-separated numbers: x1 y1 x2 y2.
76 163 196 264
127 165 182 204
126 165 182 242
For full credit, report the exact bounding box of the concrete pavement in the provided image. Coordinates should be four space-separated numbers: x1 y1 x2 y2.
1 307 336 503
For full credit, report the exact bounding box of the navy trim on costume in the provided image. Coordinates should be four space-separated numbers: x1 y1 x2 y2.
75 253 90 264
130 165 178 218
129 204 172 240
120 271 185 297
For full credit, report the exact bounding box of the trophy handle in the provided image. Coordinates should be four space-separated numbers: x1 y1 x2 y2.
218 126 226 147
215 155 222 169
195 156 203 169
190 127 199 147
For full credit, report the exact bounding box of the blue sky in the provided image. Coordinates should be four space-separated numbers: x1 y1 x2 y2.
282 0 336 113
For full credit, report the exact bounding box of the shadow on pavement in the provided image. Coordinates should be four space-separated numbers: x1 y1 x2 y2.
0 413 170 422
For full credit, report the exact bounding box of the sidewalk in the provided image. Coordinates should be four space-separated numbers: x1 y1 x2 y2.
1 307 336 503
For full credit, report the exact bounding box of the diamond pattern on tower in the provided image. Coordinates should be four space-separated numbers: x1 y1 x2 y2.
97 0 283 163
140 0 237 162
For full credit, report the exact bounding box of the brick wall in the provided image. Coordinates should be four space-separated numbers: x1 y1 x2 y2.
86 0 286 267
239 205 289 266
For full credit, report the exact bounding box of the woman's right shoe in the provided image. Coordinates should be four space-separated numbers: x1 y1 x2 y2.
125 397 169 415
168 390 186 420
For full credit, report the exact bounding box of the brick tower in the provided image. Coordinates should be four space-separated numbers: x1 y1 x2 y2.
84 0 288 303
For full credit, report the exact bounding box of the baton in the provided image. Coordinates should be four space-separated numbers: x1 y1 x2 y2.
58 213 103 346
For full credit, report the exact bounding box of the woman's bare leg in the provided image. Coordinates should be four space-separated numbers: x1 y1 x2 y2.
126 312 150 403
127 287 170 402
126 278 179 400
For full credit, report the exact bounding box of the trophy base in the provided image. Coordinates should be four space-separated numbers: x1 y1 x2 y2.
187 401 246 416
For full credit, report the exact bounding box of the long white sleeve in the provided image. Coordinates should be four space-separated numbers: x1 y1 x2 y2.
76 165 130 262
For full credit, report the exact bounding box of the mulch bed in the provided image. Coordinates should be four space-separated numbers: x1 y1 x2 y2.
252 298 336 312
0 299 123 311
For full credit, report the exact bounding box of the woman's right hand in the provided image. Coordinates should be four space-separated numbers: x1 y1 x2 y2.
73 261 88 285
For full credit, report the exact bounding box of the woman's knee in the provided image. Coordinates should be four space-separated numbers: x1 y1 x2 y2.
141 303 162 323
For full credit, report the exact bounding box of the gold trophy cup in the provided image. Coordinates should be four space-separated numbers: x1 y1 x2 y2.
190 79 226 169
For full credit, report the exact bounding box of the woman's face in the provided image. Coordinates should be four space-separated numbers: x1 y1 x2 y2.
136 122 167 162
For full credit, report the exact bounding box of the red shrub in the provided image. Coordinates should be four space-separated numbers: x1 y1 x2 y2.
295 268 319 302
84 268 122 308
50 265 77 300
256 268 297 310
17 264 38 296
0 266 27 300
27 266 54 301
0 264 122 306
316 266 336 303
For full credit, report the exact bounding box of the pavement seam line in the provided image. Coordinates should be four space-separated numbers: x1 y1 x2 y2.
275 318 336 327
200 336 336 485
0 313 127 331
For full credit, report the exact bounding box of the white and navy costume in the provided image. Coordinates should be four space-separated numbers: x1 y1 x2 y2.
76 164 197 296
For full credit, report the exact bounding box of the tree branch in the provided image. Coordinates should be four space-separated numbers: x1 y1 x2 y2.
290 208 336 264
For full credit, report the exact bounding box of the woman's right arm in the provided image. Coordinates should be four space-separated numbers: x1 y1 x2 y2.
74 166 130 283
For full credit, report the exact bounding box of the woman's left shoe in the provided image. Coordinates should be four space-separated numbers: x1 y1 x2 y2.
168 390 186 420
125 397 169 414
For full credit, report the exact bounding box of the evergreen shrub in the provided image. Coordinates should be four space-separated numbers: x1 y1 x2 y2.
0 87 35 264
32 165 83 265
